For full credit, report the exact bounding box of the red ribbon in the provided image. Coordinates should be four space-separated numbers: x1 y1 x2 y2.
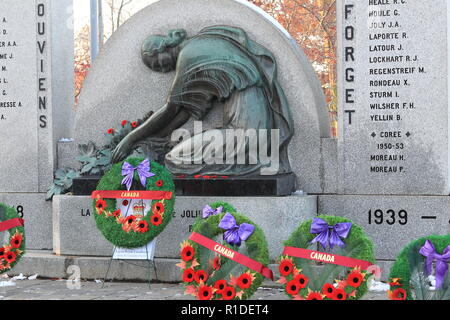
0 218 24 232
91 190 173 200
283 247 373 270
189 232 274 280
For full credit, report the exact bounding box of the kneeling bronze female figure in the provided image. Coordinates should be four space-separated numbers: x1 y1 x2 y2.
112 26 294 176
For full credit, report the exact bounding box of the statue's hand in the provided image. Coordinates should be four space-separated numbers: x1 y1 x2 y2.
112 137 133 163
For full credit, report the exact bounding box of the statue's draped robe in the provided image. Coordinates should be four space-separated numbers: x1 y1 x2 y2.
164 26 294 176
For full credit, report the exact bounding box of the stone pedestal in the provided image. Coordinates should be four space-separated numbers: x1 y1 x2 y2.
52 195 317 261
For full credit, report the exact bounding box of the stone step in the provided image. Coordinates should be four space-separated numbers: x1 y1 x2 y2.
7 250 394 283
9 250 181 283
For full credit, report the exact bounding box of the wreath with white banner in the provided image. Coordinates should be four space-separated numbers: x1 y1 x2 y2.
92 158 175 248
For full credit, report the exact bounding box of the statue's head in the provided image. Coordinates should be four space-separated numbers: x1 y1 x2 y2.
141 29 187 73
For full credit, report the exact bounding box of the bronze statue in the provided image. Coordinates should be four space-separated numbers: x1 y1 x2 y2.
112 26 294 176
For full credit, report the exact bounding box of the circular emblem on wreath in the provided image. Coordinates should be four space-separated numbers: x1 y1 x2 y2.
92 158 175 248
389 235 450 300
278 215 375 300
177 202 272 300
0 203 25 274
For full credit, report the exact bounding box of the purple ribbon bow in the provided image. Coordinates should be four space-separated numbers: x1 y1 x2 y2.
310 218 352 250
202 205 223 219
219 213 255 247
419 240 450 289
121 159 155 191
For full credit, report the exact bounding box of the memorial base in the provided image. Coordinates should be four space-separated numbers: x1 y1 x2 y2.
318 195 450 260
52 194 317 260
0 193 52 250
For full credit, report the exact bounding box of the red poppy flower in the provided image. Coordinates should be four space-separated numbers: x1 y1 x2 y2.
195 270 208 284
156 180 164 187
348 270 364 288
322 283 335 299
125 215 136 225
135 220 149 233
131 121 138 128
152 202 165 215
237 273 252 290
307 292 323 300
10 233 23 249
150 214 163 226
295 274 309 289
95 199 107 212
122 200 129 206
222 286 236 300
390 288 407 300
121 120 128 127
213 256 221 271
214 280 227 294
182 268 195 283
112 209 121 218
0 247 5 257
107 128 114 134
4 251 16 263
332 288 347 300
279 259 294 276
181 245 195 262
286 279 301 295
197 285 213 300
389 278 403 287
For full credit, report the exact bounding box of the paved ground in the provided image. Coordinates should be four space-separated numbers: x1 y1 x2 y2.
0 278 388 300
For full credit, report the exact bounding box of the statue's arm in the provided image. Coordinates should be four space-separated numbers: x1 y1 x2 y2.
111 102 190 163
127 102 189 142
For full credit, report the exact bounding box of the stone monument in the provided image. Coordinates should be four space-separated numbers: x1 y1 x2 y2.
319 0 450 274
15 0 450 283
0 0 73 250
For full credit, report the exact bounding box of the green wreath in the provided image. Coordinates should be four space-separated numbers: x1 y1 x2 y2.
177 202 270 300
389 235 450 300
278 215 375 300
0 203 25 274
93 158 175 248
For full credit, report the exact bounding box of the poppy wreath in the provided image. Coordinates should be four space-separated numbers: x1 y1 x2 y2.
0 203 25 274
177 202 271 300
92 157 175 248
278 215 375 300
389 234 450 300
